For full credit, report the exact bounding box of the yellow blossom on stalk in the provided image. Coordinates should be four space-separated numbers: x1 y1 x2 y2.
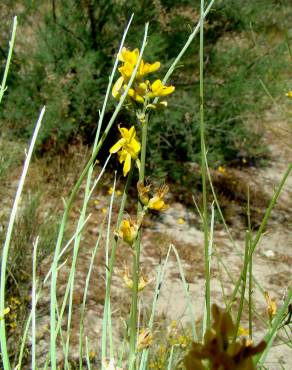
148 184 169 211
118 219 138 245
264 291 277 321
120 266 150 292
148 79 175 98
137 59 161 79
0 307 10 320
117 47 160 81
286 91 292 98
137 328 153 351
184 304 266 370
109 126 141 177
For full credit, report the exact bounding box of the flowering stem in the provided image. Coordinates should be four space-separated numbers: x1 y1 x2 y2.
199 0 211 331
129 114 148 369
49 24 149 370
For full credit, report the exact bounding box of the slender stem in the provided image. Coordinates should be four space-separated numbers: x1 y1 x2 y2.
101 167 134 366
247 187 253 340
233 231 250 342
0 17 18 370
129 115 148 369
0 107 45 370
199 0 210 331
229 163 292 308
248 238 253 340
31 237 39 370
0 16 17 104
161 0 216 86
250 163 292 255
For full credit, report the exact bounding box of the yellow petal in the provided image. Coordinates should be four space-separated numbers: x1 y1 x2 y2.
160 85 175 96
123 153 131 176
148 61 160 73
119 63 134 80
130 138 141 155
112 76 124 99
119 126 130 139
151 79 163 93
109 138 126 154
128 88 144 103
149 79 175 98
118 149 127 163
128 125 136 139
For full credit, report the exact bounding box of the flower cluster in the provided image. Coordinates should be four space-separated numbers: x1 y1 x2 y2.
112 47 175 107
184 304 266 370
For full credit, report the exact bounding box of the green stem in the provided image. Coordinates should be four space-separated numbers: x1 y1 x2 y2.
233 231 250 342
229 163 292 310
199 0 210 331
250 162 292 255
0 17 17 104
129 114 148 369
0 17 18 370
101 168 134 365
161 0 215 86
247 187 253 340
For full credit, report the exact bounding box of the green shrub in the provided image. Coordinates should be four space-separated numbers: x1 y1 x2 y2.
1 0 291 180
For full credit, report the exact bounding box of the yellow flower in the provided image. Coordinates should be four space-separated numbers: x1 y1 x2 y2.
286 91 292 98
238 326 249 337
110 126 141 177
184 304 266 370
0 307 10 320
148 79 175 98
137 59 160 79
177 217 185 224
108 187 122 196
264 291 277 321
218 166 226 174
118 47 139 64
118 219 138 245
148 184 169 211
137 328 153 351
120 266 150 292
117 48 160 81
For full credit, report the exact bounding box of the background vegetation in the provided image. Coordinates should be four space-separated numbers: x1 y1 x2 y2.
1 0 291 181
